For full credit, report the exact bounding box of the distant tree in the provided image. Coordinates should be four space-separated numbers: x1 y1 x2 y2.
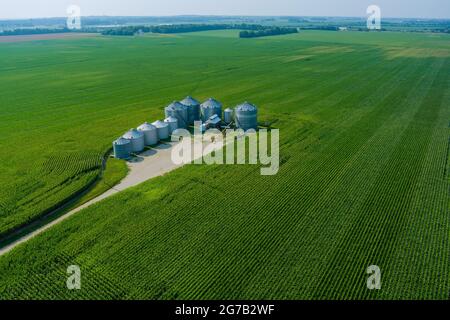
101 23 283 37
239 27 298 38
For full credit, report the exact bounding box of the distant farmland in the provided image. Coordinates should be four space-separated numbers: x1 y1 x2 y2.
0 30 449 299
0 33 99 43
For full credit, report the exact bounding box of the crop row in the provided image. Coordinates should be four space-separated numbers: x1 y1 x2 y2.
0 151 103 236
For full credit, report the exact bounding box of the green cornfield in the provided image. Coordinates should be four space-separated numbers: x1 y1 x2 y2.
0 30 449 299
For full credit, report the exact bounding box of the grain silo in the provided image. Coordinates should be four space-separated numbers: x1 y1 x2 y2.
223 108 233 124
171 128 190 140
164 116 178 134
113 137 131 159
152 120 170 140
137 122 158 146
123 129 145 153
201 98 222 122
235 102 258 131
165 101 189 129
180 96 201 125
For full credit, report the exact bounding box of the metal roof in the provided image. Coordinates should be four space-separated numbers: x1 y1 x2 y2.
123 128 144 140
137 122 156 131
164 116 178 123
172 128 189 136
206 114 221 125
180 96 200 106
166 101 187 111
201 98 222 109
113 137 131 145
152 120 168 128
236 101 257 112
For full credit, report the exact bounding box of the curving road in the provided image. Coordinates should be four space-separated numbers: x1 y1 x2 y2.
0 138 228 257
0 142 186 256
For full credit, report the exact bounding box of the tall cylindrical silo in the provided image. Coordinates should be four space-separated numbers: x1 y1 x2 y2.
137 122 158 146
123 128 145 153
152 120 170 140
201 98 222 122
180 96 201 125
165 101 189 129
113 137 131 159
235 102 258 131
223 108 233 124
164 116 178 134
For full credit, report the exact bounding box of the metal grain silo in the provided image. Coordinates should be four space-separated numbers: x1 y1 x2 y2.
152 120 170 140
123 128 145 153
137 122 158 146
223 108 233 124
164 116 178 134
180 96 201 125
113 137 131 159
165 101 189 129
235 102 258 131
171 128 191 140
201 98 222 122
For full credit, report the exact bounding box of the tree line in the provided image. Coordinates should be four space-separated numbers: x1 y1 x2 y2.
101 24 284 36
239 27 299 38
0 28 72 36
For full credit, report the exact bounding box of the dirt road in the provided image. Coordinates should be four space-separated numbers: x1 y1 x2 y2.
0 142 186 256
0 139 225 256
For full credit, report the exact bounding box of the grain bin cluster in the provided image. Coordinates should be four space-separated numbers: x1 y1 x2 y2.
112 96 258 159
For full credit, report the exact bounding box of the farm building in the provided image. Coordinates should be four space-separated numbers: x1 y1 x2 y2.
223 108 233 124
123 129 145 153
235 102 258 130
137 122 158 146
165 101 189 129
152 120 170 140
201 98 222 122
205 114 222 129
112 97 258 159
164 116 179 134
113 137 131 159
171 128 190 140
180 96 201 125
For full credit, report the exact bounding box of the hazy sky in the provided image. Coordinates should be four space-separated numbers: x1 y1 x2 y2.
1 0 449 20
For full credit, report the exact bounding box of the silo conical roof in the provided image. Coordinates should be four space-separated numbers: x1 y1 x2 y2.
114 137 131 145
236 101 257 112
166 101 187 111
181 96 200 106
172 128 189 136
137 122 156 131
123 128 144 140
152 120 168 128
164 116 178 123
201 98 222 109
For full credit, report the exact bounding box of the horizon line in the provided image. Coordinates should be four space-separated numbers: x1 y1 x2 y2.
1 14 449 22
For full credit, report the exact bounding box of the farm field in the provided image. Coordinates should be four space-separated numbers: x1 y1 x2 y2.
0 33 99 43
0 30 449 299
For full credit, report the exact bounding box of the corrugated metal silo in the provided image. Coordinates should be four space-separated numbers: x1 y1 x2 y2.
152 120 170 140
171 128 190 140
224 108 233 124
137 122 158 146
201 98 222 122
113 137 131 159
123 128 145 153
164 116 178 134
235 102 258 131
165 101 189 129
180 96 201 125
